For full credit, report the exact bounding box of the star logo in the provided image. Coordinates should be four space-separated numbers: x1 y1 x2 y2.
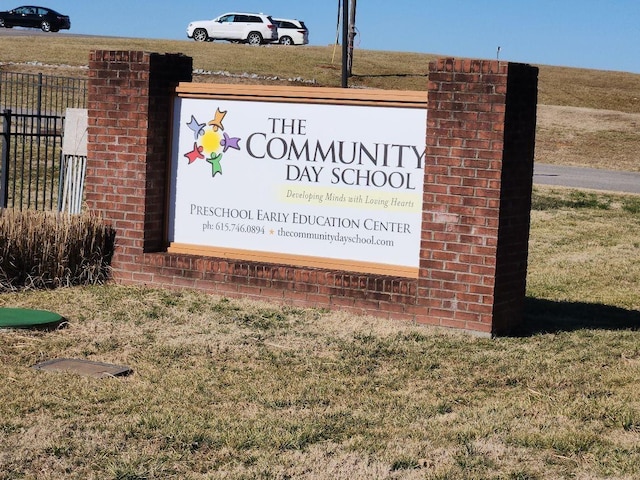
207 153 223 177
208 108 227 132
186 115 205 139
182 108 242 178
184 143 204 164
220 132 241 153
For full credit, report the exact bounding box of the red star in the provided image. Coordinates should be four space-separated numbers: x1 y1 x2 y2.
184 143 204 164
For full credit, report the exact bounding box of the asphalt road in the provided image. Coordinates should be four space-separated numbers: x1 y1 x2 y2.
534 163 640 194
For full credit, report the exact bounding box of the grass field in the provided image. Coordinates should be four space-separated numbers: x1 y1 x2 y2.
1 188 639 479
1 35 640 479
2 34 639 172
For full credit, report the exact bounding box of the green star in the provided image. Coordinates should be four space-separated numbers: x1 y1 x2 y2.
207 152 223 177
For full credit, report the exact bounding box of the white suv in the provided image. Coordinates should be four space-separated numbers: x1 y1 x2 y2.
187 12 278 45
272 18 309 45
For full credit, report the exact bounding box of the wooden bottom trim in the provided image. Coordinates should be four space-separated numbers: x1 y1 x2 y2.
167 243 418 278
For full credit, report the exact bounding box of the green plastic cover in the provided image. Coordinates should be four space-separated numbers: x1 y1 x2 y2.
0 308 64 329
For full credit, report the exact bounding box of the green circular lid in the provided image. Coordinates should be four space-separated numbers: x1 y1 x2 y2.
0 308 64 329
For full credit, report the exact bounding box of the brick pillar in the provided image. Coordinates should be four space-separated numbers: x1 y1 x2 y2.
420 59 538 336
493 63 538 334
85 51 193 280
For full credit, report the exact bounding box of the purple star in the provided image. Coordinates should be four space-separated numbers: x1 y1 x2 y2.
220 132 241 153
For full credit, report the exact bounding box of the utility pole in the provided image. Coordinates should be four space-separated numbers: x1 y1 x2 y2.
347 0 357 76
341 0 357 87
341 0 349 88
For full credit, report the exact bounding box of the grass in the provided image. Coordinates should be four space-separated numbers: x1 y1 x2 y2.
537 66 640 114
527 188 640 318
0 210 115 290
534 106 640 172
1 34 640 479
2 34 640 111
3 34 639 172
0 36 434 92
1 187 640 479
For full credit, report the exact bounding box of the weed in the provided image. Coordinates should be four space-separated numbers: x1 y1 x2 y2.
622 196 640 215
532 189 612 210
390 456 420 471
508 472 539 480
0 210 115 291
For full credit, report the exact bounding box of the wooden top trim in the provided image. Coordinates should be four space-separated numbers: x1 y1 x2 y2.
175 83 428 108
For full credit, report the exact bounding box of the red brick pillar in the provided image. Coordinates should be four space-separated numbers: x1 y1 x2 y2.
85 51 192 281
420 59 538 336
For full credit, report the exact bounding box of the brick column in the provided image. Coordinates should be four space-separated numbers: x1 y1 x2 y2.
419 59 538 335
85 51 192 280
492 63 538 334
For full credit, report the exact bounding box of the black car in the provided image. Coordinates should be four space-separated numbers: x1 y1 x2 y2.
0 5 70 32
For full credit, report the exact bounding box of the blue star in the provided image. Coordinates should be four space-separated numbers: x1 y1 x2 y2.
186 115 205 140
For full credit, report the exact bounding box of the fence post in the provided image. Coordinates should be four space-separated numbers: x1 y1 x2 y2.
37 73 43 136
0 109 10 208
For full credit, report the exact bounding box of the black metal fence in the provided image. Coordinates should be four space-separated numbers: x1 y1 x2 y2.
0 72 87 210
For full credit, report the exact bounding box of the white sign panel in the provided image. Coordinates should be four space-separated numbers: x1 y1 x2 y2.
168 96 426 275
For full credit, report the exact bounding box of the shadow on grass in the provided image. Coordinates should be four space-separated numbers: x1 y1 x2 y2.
520 297 640 336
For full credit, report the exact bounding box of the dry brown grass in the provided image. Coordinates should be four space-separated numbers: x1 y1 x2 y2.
1 188 640 479
528 188 640 312
1 35 640 479
2 33 639 173
0 35 433 91
537 66 640 114
535 106 640 171
2 33 640 110
0 210 115 290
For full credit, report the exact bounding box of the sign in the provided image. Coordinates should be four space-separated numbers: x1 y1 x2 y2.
168 85 427 277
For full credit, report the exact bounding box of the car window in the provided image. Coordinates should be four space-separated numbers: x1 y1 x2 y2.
37 8 48 15
281 22 296 29
246 16 262 23
219 15 234 23
234 15 248 22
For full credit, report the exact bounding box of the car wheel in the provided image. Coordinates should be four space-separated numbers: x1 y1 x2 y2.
192 28 208 42
40 20 51 32
246 32 263 46
279 36 293 46
0 18 5 28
